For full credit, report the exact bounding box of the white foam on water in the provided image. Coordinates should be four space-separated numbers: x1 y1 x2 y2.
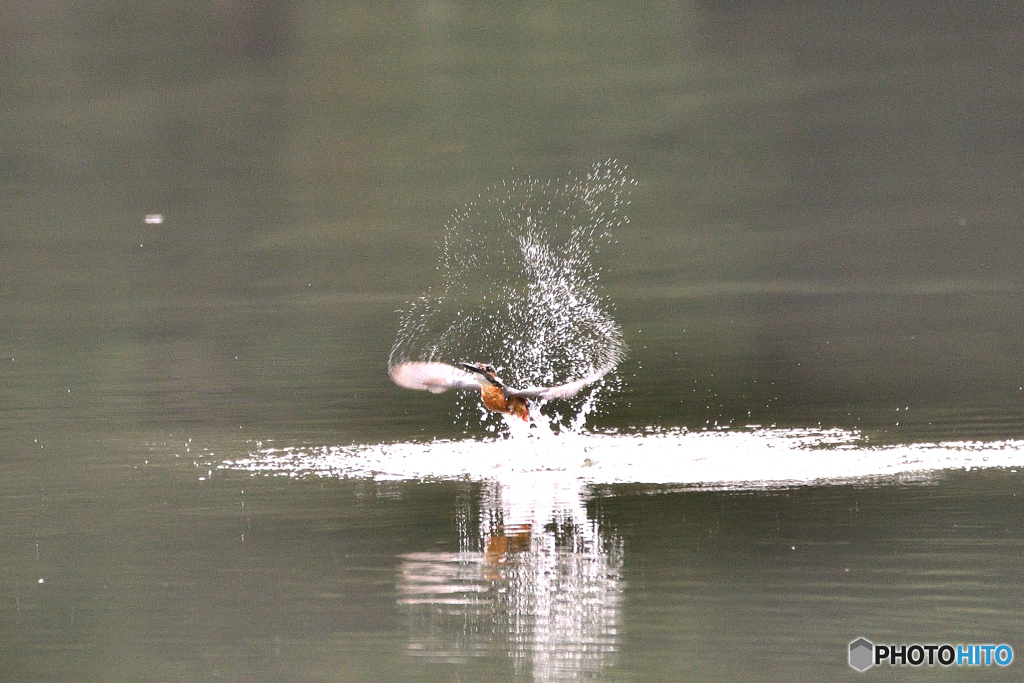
220 426 1024 489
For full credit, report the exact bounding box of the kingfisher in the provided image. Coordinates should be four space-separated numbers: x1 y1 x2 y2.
389 361 613 421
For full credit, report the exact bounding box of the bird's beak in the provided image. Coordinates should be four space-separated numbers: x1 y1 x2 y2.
460 362 483 375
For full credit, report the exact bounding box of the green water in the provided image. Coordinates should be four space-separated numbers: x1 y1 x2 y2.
3 2 1024 680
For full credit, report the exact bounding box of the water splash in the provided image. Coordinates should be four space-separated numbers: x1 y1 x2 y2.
219 428 1024 488
389 160 633 429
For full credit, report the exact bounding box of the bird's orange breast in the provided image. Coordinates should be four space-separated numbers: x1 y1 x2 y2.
480 385 530 420
480 385 508 412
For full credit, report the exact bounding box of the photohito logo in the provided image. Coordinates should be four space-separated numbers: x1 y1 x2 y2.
849 637 1013 671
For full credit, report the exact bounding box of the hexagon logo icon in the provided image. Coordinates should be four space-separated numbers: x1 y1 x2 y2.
849 637 874 671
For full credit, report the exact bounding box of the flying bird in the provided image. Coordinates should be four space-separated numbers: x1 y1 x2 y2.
389 361 614 421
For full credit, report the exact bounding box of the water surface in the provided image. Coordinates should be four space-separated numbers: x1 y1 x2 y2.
4 1 1024 681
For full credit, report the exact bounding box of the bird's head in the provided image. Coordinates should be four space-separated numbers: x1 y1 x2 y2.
460 362 503 387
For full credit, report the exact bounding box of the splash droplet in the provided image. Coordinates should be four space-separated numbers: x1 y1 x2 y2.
390 161 633 428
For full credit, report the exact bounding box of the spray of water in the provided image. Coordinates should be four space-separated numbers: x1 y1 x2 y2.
389 160 633 430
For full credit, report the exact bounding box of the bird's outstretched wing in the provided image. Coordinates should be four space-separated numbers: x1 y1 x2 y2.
504 365 615 400
390 362 483 394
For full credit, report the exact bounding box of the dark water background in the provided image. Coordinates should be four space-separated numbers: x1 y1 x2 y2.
3 2 1024 680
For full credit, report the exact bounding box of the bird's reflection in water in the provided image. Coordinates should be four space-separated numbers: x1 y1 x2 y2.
483 523 533 572
396 481 623 680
